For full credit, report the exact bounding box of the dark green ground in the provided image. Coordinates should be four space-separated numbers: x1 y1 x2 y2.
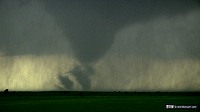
0 92 199 112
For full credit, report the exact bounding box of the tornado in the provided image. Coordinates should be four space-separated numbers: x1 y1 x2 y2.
44 0 200 90
1 0 199 91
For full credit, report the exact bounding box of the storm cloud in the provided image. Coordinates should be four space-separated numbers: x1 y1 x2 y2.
44 0 200 63
0 0 199 91
93 9 200 91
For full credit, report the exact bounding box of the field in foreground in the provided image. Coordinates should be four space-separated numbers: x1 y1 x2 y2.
0 92 199 112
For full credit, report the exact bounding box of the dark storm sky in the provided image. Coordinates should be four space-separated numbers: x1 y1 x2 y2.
44 0 200 63
1 0 199 63
0 0 200 91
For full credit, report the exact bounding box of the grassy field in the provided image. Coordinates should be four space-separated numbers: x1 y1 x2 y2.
0 92 199 112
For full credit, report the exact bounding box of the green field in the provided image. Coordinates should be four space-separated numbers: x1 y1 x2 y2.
0 92 199 112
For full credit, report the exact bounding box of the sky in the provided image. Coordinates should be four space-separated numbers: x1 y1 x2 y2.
0 0 199 91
